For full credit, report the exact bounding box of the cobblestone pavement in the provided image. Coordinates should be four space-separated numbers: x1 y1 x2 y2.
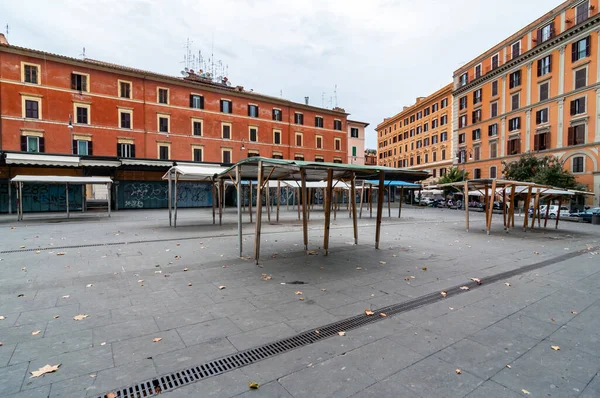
0 206 599 397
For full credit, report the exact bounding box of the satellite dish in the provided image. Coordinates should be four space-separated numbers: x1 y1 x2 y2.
180 71 187 76
184 67 189 72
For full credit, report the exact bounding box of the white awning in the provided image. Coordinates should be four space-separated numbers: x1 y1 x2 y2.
5 153 80 167
163 164 228 181
80 159 122 168
120 159 173 167
11 175 113 184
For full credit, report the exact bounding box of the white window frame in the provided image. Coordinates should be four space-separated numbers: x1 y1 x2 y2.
191 117 203 136
73 102 91 125
511 40 521 58
572 156 585 173
21 95 42 119
157 113 170 133
157 87 170 105
157 142 171 160
192 145 204 162
21 62 41 85
118 80 132 99
221 122 232 139
573 65 588 90
118 107 133 129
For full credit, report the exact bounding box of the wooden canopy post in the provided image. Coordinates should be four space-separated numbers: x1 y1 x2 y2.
107 182 112 218
531 191 540 229
66 183 70 219
358 181 365 219
248 180 253 223
333 190 337 220
301 169 308 250
168 170 172 226
486 179 497 235
398 186 404 218
212 183 216 225
174 172 179 228
276 180 281 223
350 173 358 244
369 187 373 218
544 197 551 228
523 187 532 231
254 161 264 264
218 179 224 226
502 188 507 230
236 166 243 257
296 187 301 220
509 184 516 228
387 185 391 218
307 188 311 220
464 181 470 232
323 169 334 256
555 197 562 229
266 184 271 222
375 171 385 249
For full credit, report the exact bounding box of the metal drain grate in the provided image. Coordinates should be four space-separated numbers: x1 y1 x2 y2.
95 245 598 398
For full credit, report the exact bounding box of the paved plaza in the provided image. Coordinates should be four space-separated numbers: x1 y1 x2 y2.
0 205 599 397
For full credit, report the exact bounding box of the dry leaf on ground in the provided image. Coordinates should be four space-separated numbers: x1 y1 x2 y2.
379 313 387 317
504 282 511 286
31 330 41 336
86 284 93 288
19 245 25 248
295 291 303 295
455 369 462 374
506 364 511 368
522 389 531 395
218 286 226 290
0 316 5 320
338 331 346 336
30 364 60 378
183 268 188 271
460 286 470 291
440 291 447 297
422 267 427 271
248 382 259 389
73 314 88 321
299 297 305 301
379 261 386 264
551 318 556 322
53 315 59 319
307 250 318 255
0 342 3 346
356 267 362 270
188 283 192 286
261 274 272 281
137 280 144 283
470 278 482 284
153 338 162 343
106 393 116 398
315 330 320 334
551 345 560 351
321 288 327 291
404 277 410 281
56 252 65 256
365 310 375 316
175 256 181 260
571 311 578 315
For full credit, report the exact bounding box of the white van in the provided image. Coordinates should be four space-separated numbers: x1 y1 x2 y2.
539 205 570 218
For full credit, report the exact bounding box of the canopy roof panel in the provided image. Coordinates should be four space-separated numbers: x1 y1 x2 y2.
431 179 592 197
11 175 113 184
5 153 80 167
163 164 228 181
363 180 422 188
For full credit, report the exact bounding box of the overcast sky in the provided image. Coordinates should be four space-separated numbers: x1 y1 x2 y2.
2 0 563 149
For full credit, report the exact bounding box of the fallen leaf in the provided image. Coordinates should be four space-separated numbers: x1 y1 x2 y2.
422 267 427 271
31 330 41 336
19 245 25 248
504 282 511 286
356 267 362 270
137 280 144 283
21 267 26 271
506 364 511 368
248 382 259 389
107 393 116 398
86 284 93 288
379 313 387 317
62 295 70 299
56 252 65 256
338 331 346 336
410 276 415 279
440 291 447 297
53 315 60 319
17 294 24 297
551 345 560 351
218 286 226 290
30 364 60 378
365 310 375 316
392 254 397 257
571 311 578 315
551 318 556 322
315 330 320 334
188 283 192 286
455 369 462 374
175 256 181 260
295 291 303 295
522 389 531 395
404 277 410 281
460 286 470 291
100 342 106 346
36 251 40 254
321 288 327 291
0 342 3 346
261 273 272 281
90 374 97 378
470 278 482 285
319 266 324 270
183 268 189 271
307 250 318 255
153 338 162 343
73 314 88 321
533 251 540 255
299 297 305 301
176 243 180 246
379 261 387 264
0 316 5 320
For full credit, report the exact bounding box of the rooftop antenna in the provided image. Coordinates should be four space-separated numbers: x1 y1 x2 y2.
5 23 8 35
182 37 193 70
280 89 283 98
321 92 325 108
334 84 338 107
79 47 86 58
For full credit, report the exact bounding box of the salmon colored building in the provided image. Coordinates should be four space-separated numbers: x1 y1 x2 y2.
0 35 349 212
453 0 600 206
376 84 454 182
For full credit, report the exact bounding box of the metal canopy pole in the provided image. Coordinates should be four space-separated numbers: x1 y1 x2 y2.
301 169 308 250
7 180 11 215
523 187 533 231
266 184 271 222
218 179 224 226
358 181 365 219
487 179 497 235
555 197 562 229
168 170 172 226
107 182 112 218
375 171 385 249
276 180 281 223
236 165 243 257
323 169 334 255
211 182 216 225
174 172 179 228
544 197 551 228
254 161 264 264
398 186 404 218
66 183 70 219
248 180 253 223
296 187 301 220
350 173 358 244
387 185 391 218
20 182 23 221
464 181 469 232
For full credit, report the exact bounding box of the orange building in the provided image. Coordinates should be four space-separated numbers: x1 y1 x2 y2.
376 84 453 182
453 0 600 206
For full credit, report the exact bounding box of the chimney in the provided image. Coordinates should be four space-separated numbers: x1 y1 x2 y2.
304 96 309 105
403 106 409 111
415 97 426 103
0 33 8 45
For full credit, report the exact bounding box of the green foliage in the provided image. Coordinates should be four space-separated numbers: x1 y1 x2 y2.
438 166 468 185
501 152 582 189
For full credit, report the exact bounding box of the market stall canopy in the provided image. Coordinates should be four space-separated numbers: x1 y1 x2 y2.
363 180 422 188
162 164 228 181
11 175 112 184
5 153 80 167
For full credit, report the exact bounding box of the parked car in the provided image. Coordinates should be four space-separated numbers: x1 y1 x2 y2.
572 207 600 223
419 197 434 206
539 205 571 219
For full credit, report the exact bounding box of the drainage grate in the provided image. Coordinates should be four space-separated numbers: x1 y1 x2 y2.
95 245 598 398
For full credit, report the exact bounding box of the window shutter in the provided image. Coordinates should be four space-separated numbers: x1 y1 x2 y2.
88 141 93 156
544 132 549 149
117 144 122 157
550 21 555 38
568 127 575 145
537 60 542 77
220 100 223 113
472 130 476 140
534 134 539 151
570 100 576 115
572 42 578 62
20 136 27 151
248 106 251 117
73 140 78 154
488 125 492 136
71 74 76 90
586 36 591 57
535 110 541 124
81 75 87 91
548 55 552 73
536 29 542 45
200 96 204 109
581 98 586 113
131 144 136 158
189 95 193 108
39 137 45 153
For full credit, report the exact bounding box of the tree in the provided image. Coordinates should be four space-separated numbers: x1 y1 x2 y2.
438 166 469 185
502 152 582 189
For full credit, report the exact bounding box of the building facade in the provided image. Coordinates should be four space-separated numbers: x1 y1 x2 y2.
376 84 454 181
453 0 600 205
364 149 377 165
347 120 369 165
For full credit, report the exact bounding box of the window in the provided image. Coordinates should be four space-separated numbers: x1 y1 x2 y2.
491 102 498 118
432 134 438 144
222 123 231 139
472 129 481 141
272 152 283 159
440 167 447 176
294 112 304 125
334 120 343 130
433 151 437 162
190 94 204 109
158 116 169 133
416 140 422 149
568 124 586 145
73 140 90 156
416 112 422 120
491 53 499 70
24 99 39 119
490 166 497 179
537 55 552 77
440 115 447 125
489 141 498 159
440 131 448 141
273 130 281 144
120 111 131 129
249 127 258 142
117 143 134 158
248 150 260 158
508 116 521 131
511 41 521 59
424 107 430 116
333 158 342 164
474 168 481 179
316 135 323 149
315 116 324 128
416 126 422 135
192 120 202 136
575 67 587 89
459 73 468 86
488 123 498 136
459 96 467 110
416 155 421 165
220 99 232 114
536 108 549 124
295 132 303 146
472 109 481 124
539 82 549 101
248 104 259 118
441 98 448 108
538 22 554 43
410 129 415 137
119 81 132 99
404 118 409 125
473 89 482 105
432 119 438 128
76 105 89 124
272 109 282 121
22 135 43 153
534 132 550 151
334 137 341 151
475 64 482 79
459 133 466 144
424 154 429 163
511 93 520 111
508 138 520 155
352 146 357 156
570 97 586 115
193 147 203 162
491 80 498 97
424 137 430 146
432 103 439 112
509 70 521 89
71 73 88 91
572 156 584 173
424 122 429 132
576 0 590 24
350 127 359 138
441 149 446 160
23 63 39 84
572 36 590 62
294 154 305 161
314 156 324 162
433 169 437 178
222 149 232 163
157 88 169 104
459 115 467 128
